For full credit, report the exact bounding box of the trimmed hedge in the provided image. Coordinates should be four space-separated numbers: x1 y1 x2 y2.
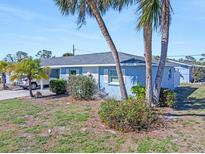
67 75 96 100
98 99 158 132
49 79 67 95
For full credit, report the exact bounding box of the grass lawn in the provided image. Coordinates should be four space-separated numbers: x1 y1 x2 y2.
0 84 205 152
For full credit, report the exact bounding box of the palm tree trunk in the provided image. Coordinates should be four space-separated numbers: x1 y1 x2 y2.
86 0 128 99
28 78 34 97
154 0 170 103
2 73 6 90
143 24 153 107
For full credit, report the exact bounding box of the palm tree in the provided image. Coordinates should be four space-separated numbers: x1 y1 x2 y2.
11 58 49 97
54 0 128 99
153 0 171 103
0 61 9 90
137 0 161 106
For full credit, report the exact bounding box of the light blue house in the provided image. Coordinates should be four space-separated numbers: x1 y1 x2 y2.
41 52 180 99
168 60 194 83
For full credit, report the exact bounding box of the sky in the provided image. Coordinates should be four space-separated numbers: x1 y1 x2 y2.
0 0 205 59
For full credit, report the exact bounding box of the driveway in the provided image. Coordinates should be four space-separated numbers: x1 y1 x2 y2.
0 89 53 101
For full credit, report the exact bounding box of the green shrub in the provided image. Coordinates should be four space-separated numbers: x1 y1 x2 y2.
98 99 158 132
130 83 176 108
67 75 96 100
159 88 176 107
50 79 67 95
131 82 145 99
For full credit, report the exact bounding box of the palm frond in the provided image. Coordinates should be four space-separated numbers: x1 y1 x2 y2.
54 0 115 28
136 0 161 31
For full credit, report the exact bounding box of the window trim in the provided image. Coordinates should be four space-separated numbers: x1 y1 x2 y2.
108 69 119 84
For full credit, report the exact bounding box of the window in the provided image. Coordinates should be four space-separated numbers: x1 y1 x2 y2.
50 69 60 78
108 69 119 83
69 69 77 75
168 69 172 79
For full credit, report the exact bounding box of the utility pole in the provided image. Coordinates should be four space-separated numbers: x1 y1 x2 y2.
72 44 75 56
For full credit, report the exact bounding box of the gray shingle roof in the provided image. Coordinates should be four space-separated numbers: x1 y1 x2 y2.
41 52 147 67
41 52 175 67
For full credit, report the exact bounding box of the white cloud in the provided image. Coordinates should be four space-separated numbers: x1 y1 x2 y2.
0 4 52 21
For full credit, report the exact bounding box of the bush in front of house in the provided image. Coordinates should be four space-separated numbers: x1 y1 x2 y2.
131 83 176 108
67 75 96 100
131 82 145 100
98 98 158 132
159 88 176 107
49 79 67 95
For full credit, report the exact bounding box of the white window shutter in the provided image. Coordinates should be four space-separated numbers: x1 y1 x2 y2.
122 69 126 82
104 69 108 83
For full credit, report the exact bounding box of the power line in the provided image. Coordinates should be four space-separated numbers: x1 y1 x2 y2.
167 54 203 58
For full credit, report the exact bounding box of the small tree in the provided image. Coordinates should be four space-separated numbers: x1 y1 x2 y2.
62 52 73 57
4 54 16 63
16 51 29 62
36 50 53 59
11 58 49 97
0 61 9 90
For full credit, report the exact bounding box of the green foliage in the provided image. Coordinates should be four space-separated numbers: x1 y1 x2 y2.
36 50 52 59
131 84 176 108
0 61 10 88
54 0 113 28
62 52 73 57
11 58 49 97
159 88 176 107
131 82 145 99
136 0 161 30
16 51 28 62
4 54 16 63
67 75 96 100
192 67 205 82
0 61 10 75
98 99 158 132
11 58 49 81
49 79 67 95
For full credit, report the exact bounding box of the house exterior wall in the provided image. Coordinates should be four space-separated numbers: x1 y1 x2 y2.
82 67 99 84
99 66 177 99
60 67 82 80
175 66 192 83
54 65 179 99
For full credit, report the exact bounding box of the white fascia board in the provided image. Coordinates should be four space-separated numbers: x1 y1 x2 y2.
168 60 193 67
41 63 174 68
41 64 116 68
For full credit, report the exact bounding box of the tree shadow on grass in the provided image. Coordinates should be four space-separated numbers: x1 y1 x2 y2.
167 86 205 117
173 86 204 110
165 112 205 117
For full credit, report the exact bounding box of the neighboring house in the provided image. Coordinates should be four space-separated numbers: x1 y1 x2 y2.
41 52 180 99
168 60 194 83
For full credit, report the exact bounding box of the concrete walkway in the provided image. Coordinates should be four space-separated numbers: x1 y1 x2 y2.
0 89 53 101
